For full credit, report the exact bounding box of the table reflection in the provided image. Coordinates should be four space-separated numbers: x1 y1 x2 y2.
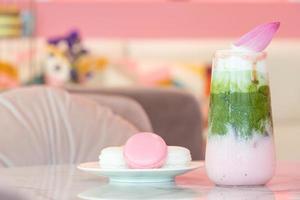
78 182 199 200
206 186 275 200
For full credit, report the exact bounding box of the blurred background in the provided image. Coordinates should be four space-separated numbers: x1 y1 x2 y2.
0 0 299 160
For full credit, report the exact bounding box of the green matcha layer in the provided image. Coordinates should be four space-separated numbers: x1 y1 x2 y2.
208 70 272 139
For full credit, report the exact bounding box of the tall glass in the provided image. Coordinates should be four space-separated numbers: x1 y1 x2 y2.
205 50 275 186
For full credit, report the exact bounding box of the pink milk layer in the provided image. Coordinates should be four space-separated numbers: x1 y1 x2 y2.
205 131 275 186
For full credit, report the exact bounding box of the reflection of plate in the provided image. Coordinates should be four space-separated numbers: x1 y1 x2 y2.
78 182 199 200
77 161 203 183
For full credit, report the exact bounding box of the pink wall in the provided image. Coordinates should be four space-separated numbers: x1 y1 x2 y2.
35 1 300 38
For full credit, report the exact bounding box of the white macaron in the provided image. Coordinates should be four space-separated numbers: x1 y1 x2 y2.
99 146 126 169
163 146 192 168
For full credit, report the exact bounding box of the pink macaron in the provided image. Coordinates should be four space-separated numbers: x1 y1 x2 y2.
123 132 168 169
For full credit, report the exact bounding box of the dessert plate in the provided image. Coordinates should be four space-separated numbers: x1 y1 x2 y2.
77 161 203 183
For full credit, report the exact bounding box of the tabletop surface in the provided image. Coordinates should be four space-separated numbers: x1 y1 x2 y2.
1 161 300 200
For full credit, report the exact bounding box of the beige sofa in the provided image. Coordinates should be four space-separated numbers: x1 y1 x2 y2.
70 87 204 160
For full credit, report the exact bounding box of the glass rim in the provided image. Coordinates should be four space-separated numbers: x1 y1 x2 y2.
215 49 267 61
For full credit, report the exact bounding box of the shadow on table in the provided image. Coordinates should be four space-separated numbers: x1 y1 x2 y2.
78 182 199 200
206 185 275 200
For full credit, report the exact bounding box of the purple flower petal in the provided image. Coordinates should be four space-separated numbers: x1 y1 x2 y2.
233 22 280 52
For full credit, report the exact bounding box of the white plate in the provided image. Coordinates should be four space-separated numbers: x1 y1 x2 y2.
77 161 203 183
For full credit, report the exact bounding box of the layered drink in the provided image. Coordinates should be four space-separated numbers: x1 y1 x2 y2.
205 50 275 186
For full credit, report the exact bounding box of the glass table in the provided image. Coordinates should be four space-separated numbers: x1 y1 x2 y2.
0 161 300 199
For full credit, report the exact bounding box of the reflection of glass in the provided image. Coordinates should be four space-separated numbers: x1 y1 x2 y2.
205 50 275 186
207 186 275 200
78 182 198 200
